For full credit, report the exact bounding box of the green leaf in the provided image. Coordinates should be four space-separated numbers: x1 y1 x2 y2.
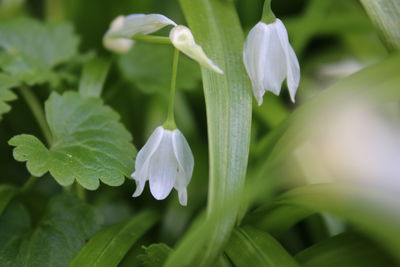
0 73 19 120
295 232 397 267
137 243 172 267
0 17 79 86
165 0 253 266
360 0 400 51
79 57 111 98
273 184 400 262
0 185 19 216
70 210 159 267
9 91 136 190
225 226 299 267
0 194 102 267
118 42 201 93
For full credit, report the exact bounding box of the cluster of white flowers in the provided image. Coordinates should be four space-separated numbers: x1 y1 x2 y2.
103 10 300 206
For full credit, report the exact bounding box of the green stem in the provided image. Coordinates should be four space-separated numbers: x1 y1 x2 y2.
261 0 276 24
21 176 38 193
19 87 52 145
163 48 180 130
132 34 171 45
76 184 86 201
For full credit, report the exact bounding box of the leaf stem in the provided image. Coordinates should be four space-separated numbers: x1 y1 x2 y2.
132 34 172 45
21 176 38 193
163 48 180 130
76 184 87 201
19 87 52 146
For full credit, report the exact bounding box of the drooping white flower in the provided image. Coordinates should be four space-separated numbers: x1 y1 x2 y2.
243 19 300 105
132 126 194 206
103 14 177 53
170 25 223 74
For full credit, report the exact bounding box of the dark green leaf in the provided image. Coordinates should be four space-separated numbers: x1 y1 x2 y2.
225 226 299 267
119 42 201 93
0 194 102 267
137 243 172 267
70 210 159 267
79 57 110 98
0 17 79 86
9 91 136 190
295 232 397 267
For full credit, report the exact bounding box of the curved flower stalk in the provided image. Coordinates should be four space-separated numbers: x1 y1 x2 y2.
103 14 176 53
170 25 223 74
243 19 300 105
103 13 223 74
132 126 194 206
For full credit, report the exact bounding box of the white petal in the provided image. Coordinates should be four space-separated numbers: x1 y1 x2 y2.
132 126 164 197
103 37 134 54
176 187 187 206
169 25 223 74
106 14 176 38
148 130 178 200
274 19 300 102
104 14 176 53
262 21 287 96
243 22 269 105
172 129 194 187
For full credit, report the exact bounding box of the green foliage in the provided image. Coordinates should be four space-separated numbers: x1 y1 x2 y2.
79 57 111 98
225 227 299 267
137 243 172 267
119 42 201 93
70 210 159 267
9 91 136 190
0 194 102 267
0 73 19 120
295 232 396 267
0 185 19 216
0 17 79 86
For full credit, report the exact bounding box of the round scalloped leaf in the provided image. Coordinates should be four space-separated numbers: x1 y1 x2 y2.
9 91 136 190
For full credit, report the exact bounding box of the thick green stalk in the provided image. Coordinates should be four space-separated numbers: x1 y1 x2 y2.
174 0 252 265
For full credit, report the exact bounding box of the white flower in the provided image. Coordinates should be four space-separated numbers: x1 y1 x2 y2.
243 19 300 105
170 25 223 74
103 14 177 53
132 126 194 206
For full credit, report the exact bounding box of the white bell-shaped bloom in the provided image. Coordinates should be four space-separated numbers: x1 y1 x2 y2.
132 126 194 206
243 19 300 105
103 14 177 53
170 25 223 74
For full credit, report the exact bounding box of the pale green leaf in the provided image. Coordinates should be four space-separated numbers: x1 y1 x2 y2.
137 243 172 267
9 91 136 190
225 226 299 267
295 232 396 267
0 194 102 267
0 17 79 86
70 210 159 267
119 42 201 93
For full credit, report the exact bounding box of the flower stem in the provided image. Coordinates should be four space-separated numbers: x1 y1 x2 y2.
19 87 52 146
21 176 38 193
163 48 180 130
132 34 171 45
261 0 276 24
76 184 86 201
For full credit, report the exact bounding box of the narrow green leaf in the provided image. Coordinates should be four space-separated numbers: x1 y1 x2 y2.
137 243 172 267
79 57 110 98
166 0 252 265
274 184 400 262
360 0 400 51
0 194 102 267
9 91 136 190
70 210 159 267
0 185 19 216
295 232 397 267
225 226 299 267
